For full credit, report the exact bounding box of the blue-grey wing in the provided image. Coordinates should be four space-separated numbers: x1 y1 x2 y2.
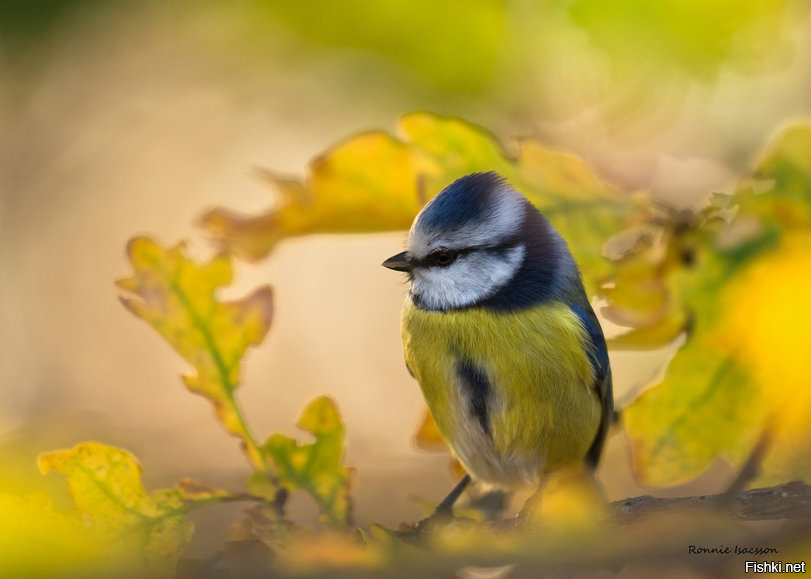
570 303 615 470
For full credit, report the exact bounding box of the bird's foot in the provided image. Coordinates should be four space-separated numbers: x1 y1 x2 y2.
396 505 455 542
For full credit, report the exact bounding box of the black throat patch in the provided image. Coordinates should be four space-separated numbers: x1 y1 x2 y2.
455 359 492 438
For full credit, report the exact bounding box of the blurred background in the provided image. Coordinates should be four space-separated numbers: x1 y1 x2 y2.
2 0 810 556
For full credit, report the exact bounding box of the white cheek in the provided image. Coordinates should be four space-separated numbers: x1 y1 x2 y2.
412 245 526 310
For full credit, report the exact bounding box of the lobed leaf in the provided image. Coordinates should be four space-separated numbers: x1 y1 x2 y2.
117 237 273 469
201 112 641 294
261 396 352 527
620 230 770 485
623 124 811 485
37 442 206 577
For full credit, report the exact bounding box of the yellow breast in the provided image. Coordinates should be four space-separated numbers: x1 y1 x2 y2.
402 298 601 487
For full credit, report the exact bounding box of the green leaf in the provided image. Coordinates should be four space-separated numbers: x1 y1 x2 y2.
201 112 640 294
38 443 198 578
261 396 352 527
624 331 763 486
620 231 771 485
116 237 273 470
623 124 811 486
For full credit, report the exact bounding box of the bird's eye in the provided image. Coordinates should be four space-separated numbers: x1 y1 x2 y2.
429 248 456 267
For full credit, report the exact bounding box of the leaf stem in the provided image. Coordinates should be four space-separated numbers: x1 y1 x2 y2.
224 390 272 475
166 277 272 476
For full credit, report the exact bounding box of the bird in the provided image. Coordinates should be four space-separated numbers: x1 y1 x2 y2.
382 171 613 522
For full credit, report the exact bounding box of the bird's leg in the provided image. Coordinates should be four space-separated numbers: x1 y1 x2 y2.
434 474 471 516
404 474 471 539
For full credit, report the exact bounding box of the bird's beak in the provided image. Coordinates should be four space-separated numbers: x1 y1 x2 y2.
382 251 413 272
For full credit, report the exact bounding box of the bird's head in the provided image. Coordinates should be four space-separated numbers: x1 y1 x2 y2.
383 172 554 311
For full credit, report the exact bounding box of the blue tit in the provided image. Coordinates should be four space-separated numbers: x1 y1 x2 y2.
383 172 613 510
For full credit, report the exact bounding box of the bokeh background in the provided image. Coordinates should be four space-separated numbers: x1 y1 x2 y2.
2 0 811 557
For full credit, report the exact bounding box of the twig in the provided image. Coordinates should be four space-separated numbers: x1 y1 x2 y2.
610 480 811 522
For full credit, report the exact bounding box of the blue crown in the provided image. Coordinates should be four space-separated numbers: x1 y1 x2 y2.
419 172 507 231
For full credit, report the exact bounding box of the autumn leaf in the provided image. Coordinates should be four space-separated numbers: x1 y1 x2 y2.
201 112 641 293
412 406 471 484
413 405 446 452
200 133 430 256
0 492 114 577
719 233 811 484
261 396 352 527
116 236 273 471
622 124 811 486
639 233 811 488
35 442 227 577
622 277 765 484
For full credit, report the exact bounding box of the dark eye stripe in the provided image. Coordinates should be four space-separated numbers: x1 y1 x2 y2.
419 238 520 268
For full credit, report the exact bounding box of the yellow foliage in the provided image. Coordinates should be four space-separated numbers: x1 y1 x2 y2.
201 112 640 294
116 237 357 529
623 124 811 486
261 396 353 527
38 442 198 577
720 233 811 482
0 443 230 577
31 112 805 576
117 237 273 470
413 404 446 451
0 492 114 577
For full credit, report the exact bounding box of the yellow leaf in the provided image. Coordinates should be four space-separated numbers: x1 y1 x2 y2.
621 223 782 484
0 492 114 577
601 250 671 329
261 396 353 527
200 132 432 257
413 405 447 452
719 233 811 483
117 236 273 469
623 125 811 485
38 442 196 578
200 112 638 294
600 206 703 346
412 406 469 481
